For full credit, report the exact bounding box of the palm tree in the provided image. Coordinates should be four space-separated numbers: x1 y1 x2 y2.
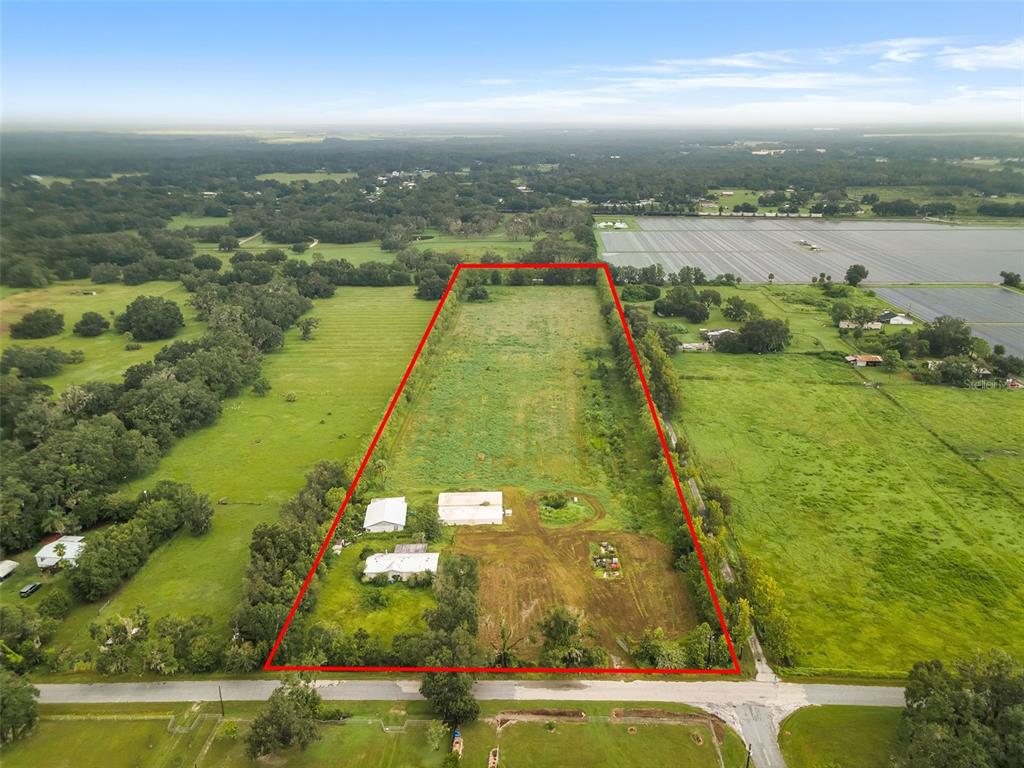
40 507 68 536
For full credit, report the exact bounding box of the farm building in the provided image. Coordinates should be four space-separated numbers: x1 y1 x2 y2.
845 355 884 367
438 491 505 526
35 535 85 569
363 497 408 532
878 311 914 325
679 341 711 352
702 328 738 347
393 543 428 554
363 551 439 581
839 320 883 330
0 560 19 581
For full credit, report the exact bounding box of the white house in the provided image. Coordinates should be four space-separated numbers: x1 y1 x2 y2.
438 491 505 526
363 552 439 581
363 497 408 533
889 315 914 326
35 536 86 569
0 560 19 581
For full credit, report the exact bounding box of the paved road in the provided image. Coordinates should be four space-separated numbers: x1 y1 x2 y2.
36 678 903 767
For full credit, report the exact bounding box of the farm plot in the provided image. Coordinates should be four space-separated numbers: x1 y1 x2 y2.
873 285 1024 356
599 218 1024 283
49 288 436 653
368 285 698 660
452 490 695 659
674 300 1024 674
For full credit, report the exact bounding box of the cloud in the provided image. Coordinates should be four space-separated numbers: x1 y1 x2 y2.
474 78 517 86
592 72 904 94
937 38 1024 71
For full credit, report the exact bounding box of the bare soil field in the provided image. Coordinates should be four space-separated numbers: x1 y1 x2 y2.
452 489 695 662
600 218 1023 283
873 285 1024 356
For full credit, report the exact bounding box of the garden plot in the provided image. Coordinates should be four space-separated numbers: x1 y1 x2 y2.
873 285 1024 356
600 218 1024 283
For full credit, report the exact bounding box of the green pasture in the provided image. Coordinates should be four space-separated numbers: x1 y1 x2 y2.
255 171 358 183
0 279 203 391
167 213 233 229
779 706 900 768
50 287 436 654
2 700 746 768
22 173 144 187
847 185 1024 219
674 291 1024 674
312 538 438 641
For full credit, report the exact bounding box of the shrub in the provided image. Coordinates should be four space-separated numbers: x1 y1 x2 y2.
73 311 110 337
10 309 64 339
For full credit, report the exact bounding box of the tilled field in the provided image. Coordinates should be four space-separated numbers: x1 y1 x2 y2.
600 218 1023 283
452 490 696 664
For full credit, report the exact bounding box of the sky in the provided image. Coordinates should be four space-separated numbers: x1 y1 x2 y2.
2 1 1022 129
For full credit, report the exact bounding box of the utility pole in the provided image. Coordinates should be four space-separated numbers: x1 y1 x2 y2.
706 632 714 668
218 685 225 717
744 743 752 768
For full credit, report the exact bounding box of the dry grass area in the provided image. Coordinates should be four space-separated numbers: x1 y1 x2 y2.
452 490 695 662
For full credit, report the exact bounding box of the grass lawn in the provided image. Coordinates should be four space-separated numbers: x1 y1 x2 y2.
779 706 901 768
312 537 439 641
167 213 235 229
3 700 746 768
674 290 1024 674
255 171 358 183
50 287 436 655
23 173 144 187
538 499 595 527
0 279 204 391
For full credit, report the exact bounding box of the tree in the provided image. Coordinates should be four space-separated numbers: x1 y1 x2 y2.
90 263 121 283
416 274 448 300
245 676 323 759
845 264 869 287
737 318 791 353
537 605 607 668
0 670 39 743
10 309 64 339
218 235 239 252
918 316 973 358
894 650 1023 768
1000 270 1022 289
297 317 320 341
830 301 854 325
767 273 775 285
466 285 489 302
115 296 185 341
722 296 761 322
882 350 903 377
73 311 110 337
192 254 222 272
420 670 480 727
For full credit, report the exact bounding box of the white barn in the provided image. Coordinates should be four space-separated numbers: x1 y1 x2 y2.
437 491 505 526
35 535 86 569
363 497 408 533
363 552 439 581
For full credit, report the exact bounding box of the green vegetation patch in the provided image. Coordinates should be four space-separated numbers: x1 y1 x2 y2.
675 290 1024 674
0 280 203 390
779 706 900 768
50 287 435 653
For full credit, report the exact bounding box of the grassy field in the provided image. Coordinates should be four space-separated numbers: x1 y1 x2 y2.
847 185 1024 220
23 173 144 187
2 700 746 768
167 213 235 229
670 288 1024 674
49 287 436 655
255 171 358 183
779 706 901 768
0 279 204 391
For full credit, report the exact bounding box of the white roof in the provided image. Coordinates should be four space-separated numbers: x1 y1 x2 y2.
438 491 502 508
364 497 407 528
363 552 439 576
0 560 19 578
35 535 86 562
438 506 504 523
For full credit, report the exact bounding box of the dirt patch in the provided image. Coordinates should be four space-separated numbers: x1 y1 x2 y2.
453 489 696 661
613 708 697 722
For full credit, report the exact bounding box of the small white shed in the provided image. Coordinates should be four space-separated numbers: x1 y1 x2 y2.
363 497 408 533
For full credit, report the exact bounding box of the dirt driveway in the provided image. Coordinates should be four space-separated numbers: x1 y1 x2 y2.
452 489 697 663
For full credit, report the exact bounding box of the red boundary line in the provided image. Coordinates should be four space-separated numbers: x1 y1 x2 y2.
264 263 741 675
